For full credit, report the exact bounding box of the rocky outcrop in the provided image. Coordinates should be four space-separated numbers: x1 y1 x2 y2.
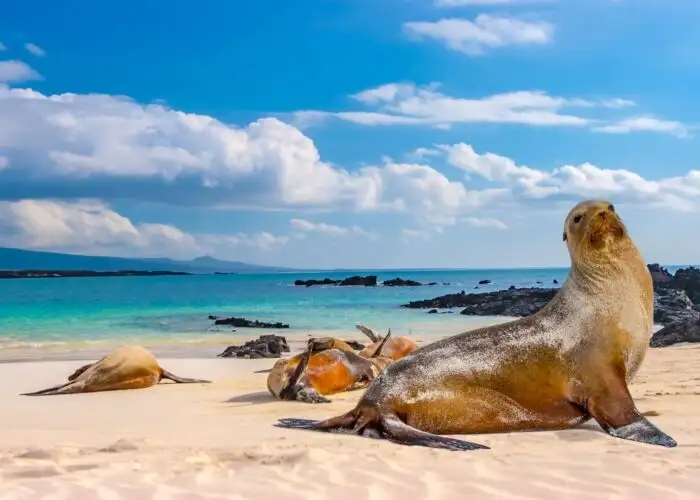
651 316 700 348
0 270 190 279
401 265 700 348
383 278 423 287
294 275 378 287
217 335 290 358
208 315 290 329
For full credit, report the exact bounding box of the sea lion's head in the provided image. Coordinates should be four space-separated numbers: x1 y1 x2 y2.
563 199 629 263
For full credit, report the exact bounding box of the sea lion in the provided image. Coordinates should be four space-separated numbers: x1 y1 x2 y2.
355 324 418 360
21 345 211 396
276 200 677 451
267 331 394 404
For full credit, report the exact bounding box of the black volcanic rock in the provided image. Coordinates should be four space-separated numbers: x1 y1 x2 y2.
208 315 290 329
217 335 291 358
383 278 423 287
294 275 377 287
647 264 673 285
670 266 700 304
459 288 558 317
478 279 492 285
653 288 699 325
401 287 557 317
651 316 700 348
0 269 190 279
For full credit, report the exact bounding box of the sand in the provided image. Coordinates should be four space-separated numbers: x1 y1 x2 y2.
0 337 698 499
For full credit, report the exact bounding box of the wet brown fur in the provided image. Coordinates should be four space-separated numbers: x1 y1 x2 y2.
276 200 677 451
267 333 394 403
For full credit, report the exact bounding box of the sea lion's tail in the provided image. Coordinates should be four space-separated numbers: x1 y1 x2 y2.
160 369 211 384
275 406 489 452
20 381 85 396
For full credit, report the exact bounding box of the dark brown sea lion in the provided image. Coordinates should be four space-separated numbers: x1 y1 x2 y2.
355 324 418 360
276 200 677 451
21 345 210 396
266 332 394 403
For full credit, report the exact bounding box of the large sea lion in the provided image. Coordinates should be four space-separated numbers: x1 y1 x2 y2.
276 200 677 451
21 345 211 396
267 332 394 404
355 324 418 360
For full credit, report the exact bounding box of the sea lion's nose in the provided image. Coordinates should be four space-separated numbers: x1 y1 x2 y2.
598 210 607 218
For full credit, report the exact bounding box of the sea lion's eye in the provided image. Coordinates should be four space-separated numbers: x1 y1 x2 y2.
608 204 615 212
562 232 567 242
573 215 582 224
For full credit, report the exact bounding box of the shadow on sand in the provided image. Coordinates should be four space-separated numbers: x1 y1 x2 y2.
224 390 276 405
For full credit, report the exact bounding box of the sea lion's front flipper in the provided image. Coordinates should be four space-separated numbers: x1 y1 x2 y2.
583 374 677 448
370 330 392 358
20 381 85 396
355 324 380 343
159 369 211 384
279 338 330 403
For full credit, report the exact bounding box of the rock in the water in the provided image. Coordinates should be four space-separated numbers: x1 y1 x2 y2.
383 278 423 287
650 316 700 347
217 335 291 358
670 266 700 304
401 287 557 317
428 308 438 314
478 279 492 285
294 275 377 287
648 263 673 284
208 315 290 329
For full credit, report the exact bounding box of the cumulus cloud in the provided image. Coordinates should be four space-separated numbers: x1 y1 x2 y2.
403 15 552 56
464 216 508 229
593 116 691 138
290 218 373 238
24 43 46 57
0 60 42 83
0 199 288 258
440 143 700 211
0 84 497 226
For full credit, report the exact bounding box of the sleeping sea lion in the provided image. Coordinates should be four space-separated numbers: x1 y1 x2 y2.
267 331 394 403
276 200 677 451
355 324 418 360
21 345 210 396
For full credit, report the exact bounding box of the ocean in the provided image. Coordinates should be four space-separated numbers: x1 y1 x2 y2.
0 266 685 361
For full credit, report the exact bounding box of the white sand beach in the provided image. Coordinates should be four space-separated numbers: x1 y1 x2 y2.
1 336 699 500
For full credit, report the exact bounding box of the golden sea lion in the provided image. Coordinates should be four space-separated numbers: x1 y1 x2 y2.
267 331 394 403
355 324 418 360
276 200 677 451
21 345 211 396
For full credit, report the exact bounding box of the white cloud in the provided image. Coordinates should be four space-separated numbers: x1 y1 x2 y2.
440 142 700 211
403 15 552 55
301 82 683 136
401 228 431 243
464 216 508 229
406 147 441 161
435 0 554 5
24 43 46 57
0 60 42 83
0 199 290 258
290 218 373 238
0 85 501 227
593 116 691 138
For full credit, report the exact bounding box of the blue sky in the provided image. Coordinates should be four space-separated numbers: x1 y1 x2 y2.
0 0 698 269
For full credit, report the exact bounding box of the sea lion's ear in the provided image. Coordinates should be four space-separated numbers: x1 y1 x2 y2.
562 232 567 242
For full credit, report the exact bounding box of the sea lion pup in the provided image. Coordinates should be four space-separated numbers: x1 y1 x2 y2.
21 345 211 396
276 200 677 451
355 324 418 360
267 331 394 404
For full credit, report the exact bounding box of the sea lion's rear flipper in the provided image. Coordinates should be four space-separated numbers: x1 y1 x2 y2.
370 330 392 358
355 324 380 343
20 381 85 396
159 369 211 384
276 410 489 452
68 363 95 381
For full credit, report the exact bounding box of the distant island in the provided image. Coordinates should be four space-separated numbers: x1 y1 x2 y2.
0 247 301 275
0 270 191 279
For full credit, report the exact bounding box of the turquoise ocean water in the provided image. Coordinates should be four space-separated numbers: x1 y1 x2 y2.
0 266 685 361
